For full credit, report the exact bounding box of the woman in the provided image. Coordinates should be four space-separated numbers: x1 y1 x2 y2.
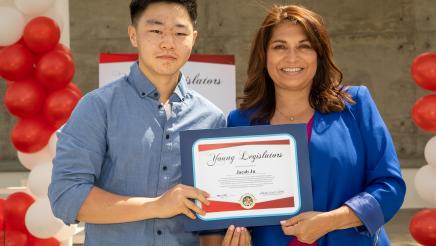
226 4 406 246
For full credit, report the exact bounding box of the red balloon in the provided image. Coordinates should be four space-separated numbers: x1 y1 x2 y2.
36 50 75 90
4 79 46 118
44 88 80 129
4 192 34 232
0 198 4 231
28 236 61 246
410 209 436 245
6 81 14 87
5 230 28 246
15 38 26 45
54 43 72 59
411 94 436 132
35 43 73 63
23 17 61 54
412 53 436 91
0 44 35 81
67 82 83 98
0 199 3 246
11 117 54 153
0 46 4 77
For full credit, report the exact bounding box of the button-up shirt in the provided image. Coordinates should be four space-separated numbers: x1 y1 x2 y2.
48 62 226 246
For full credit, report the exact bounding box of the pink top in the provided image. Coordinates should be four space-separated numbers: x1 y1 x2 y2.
289 239 317 246
288 114 317 246
307 114 314 143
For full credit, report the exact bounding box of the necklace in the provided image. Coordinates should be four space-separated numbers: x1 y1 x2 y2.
274 105 313 122
275 107 295 121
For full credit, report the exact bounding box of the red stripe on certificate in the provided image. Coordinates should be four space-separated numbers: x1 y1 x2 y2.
202 197 294 213
198 140 290 152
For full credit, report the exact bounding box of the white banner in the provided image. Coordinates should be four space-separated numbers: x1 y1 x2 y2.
99 54 236 115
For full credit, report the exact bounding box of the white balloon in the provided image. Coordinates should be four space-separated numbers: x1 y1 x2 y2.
414 165 436 205
425 136 436 168
14 0 55 16
27 163 52 197
55 224 77 241
17 145 53 170
48 132 58 157
0 7 25 46
25 197 64 238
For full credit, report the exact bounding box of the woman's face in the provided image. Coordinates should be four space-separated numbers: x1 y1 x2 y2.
266 22 317 93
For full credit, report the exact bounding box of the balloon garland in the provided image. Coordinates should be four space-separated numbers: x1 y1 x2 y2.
410 52 436 245
1 0 81 244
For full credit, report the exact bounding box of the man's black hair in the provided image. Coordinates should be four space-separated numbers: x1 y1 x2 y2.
130 0 197 25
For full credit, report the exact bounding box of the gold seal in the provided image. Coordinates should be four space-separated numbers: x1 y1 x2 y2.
240 194 256 209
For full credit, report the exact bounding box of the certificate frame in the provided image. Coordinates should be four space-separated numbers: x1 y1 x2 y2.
180 124 313 231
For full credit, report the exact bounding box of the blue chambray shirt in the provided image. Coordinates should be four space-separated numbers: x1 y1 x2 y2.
48 62 226 246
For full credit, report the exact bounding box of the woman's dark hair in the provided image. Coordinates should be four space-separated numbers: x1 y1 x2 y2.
130 0 197 25
240 5 354 123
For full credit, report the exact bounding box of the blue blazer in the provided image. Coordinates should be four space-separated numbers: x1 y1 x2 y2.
227 86 406 246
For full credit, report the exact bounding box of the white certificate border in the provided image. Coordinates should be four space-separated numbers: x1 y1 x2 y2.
191 133 302 221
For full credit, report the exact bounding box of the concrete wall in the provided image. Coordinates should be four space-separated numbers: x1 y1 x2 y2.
1 0 435 171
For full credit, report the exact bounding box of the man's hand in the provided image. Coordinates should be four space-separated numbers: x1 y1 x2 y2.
222 225 251 246
280 211 331 244
155 184 210 219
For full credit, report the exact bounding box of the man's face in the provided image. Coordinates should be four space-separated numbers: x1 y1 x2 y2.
128 2 197 80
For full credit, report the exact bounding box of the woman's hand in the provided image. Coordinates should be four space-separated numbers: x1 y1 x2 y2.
199 225 251 246
280 211 333 244
222 225 251 246
281 206 363 244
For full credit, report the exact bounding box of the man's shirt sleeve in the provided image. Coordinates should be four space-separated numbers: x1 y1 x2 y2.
48 92 107 225
215 113 227 128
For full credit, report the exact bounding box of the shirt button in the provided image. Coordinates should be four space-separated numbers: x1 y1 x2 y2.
165 134 170 140
141 92 146 96
157 230 162 235
163 166 167 171
154 92 159 97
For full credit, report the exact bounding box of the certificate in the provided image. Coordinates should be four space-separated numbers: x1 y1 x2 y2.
180 124 313 231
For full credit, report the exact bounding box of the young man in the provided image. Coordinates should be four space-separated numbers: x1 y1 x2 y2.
48 1 226 245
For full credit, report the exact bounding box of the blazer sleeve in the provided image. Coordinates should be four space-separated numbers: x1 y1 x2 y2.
344 86 406 236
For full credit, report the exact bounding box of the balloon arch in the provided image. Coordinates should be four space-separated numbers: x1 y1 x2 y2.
410 52 436 245
1 0 80 245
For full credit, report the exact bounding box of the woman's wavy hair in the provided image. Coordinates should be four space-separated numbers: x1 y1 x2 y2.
239 4 354 123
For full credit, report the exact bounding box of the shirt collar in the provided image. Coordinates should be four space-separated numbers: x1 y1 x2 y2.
174 73 188 101
127 62 188 102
